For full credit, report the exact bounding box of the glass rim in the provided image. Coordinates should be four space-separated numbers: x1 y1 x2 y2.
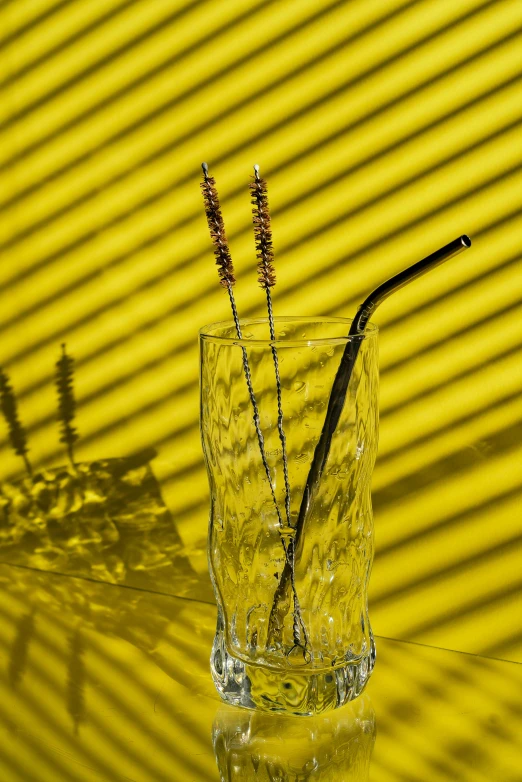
199 316 378 347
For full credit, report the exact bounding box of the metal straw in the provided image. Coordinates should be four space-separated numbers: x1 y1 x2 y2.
295 234 472 540
267 235 471 649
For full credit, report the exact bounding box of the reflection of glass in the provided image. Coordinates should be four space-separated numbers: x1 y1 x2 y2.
201 318 379 715
212 695 376 781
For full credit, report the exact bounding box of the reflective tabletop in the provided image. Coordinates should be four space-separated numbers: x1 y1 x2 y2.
0 563 520 781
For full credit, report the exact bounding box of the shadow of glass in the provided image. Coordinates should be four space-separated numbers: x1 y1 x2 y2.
212 696 376 782
0 448 210 601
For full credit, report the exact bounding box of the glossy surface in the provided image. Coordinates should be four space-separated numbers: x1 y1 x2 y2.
0 562 520 781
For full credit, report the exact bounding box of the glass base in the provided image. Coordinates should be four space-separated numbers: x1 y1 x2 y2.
210 621 376 716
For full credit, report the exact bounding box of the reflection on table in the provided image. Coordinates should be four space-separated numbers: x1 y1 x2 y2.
213 697 375 781
0 562 521 781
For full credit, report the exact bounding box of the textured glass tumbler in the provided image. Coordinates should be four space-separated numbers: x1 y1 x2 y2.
200 317 379 715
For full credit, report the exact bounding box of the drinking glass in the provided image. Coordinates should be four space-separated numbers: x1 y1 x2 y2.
200 317 378 715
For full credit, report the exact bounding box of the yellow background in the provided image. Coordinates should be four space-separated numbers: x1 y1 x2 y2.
1 0 521 661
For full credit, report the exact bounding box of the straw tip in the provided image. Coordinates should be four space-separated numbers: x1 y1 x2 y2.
461 234 471 248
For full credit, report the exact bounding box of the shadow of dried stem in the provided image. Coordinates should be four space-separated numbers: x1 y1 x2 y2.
55 344 79 470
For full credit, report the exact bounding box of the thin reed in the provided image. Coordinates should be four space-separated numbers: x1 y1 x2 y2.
201 163 308 657
250 165 292 527
200 163 283 529
249 165 307 652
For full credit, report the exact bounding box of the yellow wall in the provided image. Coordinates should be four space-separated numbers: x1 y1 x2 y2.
1 0 521 660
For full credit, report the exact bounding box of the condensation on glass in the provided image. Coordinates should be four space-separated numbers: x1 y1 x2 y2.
200 317 379 715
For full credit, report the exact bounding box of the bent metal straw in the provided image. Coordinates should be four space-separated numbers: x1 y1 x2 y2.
296 234 472 538
267 235 472 644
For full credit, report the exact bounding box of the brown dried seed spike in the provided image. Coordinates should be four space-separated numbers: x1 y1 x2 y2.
250 172 276 289
200 169 235 288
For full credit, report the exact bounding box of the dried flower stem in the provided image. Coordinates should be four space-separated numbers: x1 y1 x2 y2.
250 165 292 527
0 368 32 476
201 163 283 528
229 291 284 528
250 165 308 655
